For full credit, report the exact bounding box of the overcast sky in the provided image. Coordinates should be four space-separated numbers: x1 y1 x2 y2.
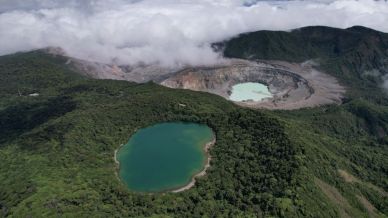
0 0 387 66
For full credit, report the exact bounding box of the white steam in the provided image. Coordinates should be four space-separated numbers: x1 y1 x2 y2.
0 0 388 67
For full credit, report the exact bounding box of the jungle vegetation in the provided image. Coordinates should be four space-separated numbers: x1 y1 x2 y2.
1 26 388 217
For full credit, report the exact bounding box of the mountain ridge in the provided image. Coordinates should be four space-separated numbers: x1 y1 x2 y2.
219 25 388 102
0 26 387 217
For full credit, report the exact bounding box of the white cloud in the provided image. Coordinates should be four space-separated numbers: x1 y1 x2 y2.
0 0 388 67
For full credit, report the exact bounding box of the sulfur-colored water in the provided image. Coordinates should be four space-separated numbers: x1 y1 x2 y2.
229 82 272 102
117 122 213 193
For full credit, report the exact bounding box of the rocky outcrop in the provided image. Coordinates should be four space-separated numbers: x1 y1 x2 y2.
42 47 176 83
162 60 345 110
41 48 345 110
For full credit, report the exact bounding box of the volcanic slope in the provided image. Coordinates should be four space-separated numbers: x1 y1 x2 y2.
45 48 346 110
220 26 388 101
161 59 345 110
0 26 387 217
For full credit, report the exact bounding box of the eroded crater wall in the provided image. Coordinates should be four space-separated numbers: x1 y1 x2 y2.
161 60 345 110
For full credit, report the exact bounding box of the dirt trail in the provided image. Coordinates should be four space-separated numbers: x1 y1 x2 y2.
338 169 388 197
315 178 354 218
356 195 379 217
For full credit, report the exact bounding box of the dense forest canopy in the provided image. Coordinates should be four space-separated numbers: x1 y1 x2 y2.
0 26 388 217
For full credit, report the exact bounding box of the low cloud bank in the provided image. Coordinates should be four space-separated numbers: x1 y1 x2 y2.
0 0 388 66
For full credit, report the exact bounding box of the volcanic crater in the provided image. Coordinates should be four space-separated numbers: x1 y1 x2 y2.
45 48 345 110
161 60 345 110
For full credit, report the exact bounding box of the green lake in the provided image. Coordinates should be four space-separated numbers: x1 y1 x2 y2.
117 123 214 193
229 82 272 102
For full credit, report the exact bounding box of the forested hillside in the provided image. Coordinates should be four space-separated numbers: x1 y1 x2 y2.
0 51 303 217
0 25 388 217
221 26 388 101
221 26 388 217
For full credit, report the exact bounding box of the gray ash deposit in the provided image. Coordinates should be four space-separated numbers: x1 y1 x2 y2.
44 48 345 110
161 60 345 110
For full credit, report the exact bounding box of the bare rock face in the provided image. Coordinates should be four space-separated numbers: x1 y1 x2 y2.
161 60 345 110
41 48 345 110
68 60 175 83
42 47 176 83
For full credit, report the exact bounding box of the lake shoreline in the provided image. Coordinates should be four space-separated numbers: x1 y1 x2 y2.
114 125 216 193
171 134 216 193
114 143 124 182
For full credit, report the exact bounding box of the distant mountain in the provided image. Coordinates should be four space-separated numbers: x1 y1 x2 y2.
0 26 387 217
219 26 388 100
223 26 388 63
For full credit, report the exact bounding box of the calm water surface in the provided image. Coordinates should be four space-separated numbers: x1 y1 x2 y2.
117 123 213 192
229 82 272 102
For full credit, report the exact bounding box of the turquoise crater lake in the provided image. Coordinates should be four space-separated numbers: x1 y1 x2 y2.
116 123 214 193
229 82 272 102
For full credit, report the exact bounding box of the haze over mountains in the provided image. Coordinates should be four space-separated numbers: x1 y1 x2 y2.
1 1 388 217
1 0 388 67
1 27 388 216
